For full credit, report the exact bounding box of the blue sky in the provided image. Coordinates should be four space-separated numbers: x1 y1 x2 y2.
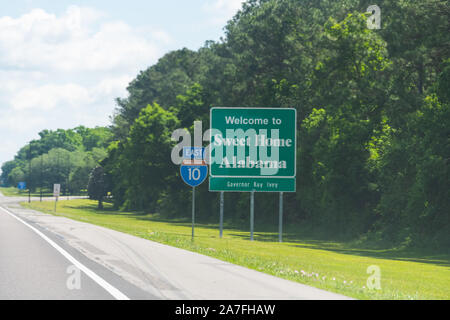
0 0 245 169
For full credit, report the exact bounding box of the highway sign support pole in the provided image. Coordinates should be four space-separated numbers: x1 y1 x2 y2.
53 184 60 213
250 191 255 241
28 143 31 203
192 186 196 240
219 192 224 239
180 147 207 241
279 192 284 243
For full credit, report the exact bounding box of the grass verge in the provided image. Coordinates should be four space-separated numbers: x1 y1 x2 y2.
0 187 86 197
22 199 450 300
0 187 35 197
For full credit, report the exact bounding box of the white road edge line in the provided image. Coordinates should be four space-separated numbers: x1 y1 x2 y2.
0 206 130 300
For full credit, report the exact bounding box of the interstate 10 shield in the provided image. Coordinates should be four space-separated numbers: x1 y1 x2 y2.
180 160 208 187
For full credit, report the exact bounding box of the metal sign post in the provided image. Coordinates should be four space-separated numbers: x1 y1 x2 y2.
180 147 207 241
279 192 284 243
192 186 196 240
28 143 32 203
250 191 255 241
219 192 224 238
40 156 43 202
53 184 61 213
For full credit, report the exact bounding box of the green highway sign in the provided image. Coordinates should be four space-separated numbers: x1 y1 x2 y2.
209 107 297 192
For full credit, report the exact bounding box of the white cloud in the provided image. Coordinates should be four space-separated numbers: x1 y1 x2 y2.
0 6 163 72
203 0 245 26
11 84 92 111
205 0 245 13
94 75 133 96
0 6 171 168
0 110 46 133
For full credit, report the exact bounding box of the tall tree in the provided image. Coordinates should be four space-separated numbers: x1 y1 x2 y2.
88 166 109 209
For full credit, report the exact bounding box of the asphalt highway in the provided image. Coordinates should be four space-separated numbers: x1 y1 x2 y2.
0 193 154 300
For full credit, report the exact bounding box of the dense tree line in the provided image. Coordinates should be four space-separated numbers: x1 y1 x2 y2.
104 0 449 249
1 126 112 195
2 0 448 249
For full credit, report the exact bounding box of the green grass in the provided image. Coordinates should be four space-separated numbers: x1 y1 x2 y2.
0 187 33 197
21 199 450 300
0 187 86 197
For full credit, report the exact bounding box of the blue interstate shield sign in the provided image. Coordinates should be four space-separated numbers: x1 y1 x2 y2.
180 162 208 187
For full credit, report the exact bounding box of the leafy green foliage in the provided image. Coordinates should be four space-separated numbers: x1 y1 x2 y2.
87 166 110 209
4 0 447 250
106 103 180 211
102 0 449 250
1 126 111 194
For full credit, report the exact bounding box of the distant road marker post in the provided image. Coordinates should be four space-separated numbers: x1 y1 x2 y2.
53 183 61 212
180 147 207 240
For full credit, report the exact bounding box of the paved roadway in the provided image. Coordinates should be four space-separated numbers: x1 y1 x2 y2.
0 191 351 300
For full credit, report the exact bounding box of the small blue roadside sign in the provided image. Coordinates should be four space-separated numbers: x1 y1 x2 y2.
18 182 26 190
180 147 207 187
